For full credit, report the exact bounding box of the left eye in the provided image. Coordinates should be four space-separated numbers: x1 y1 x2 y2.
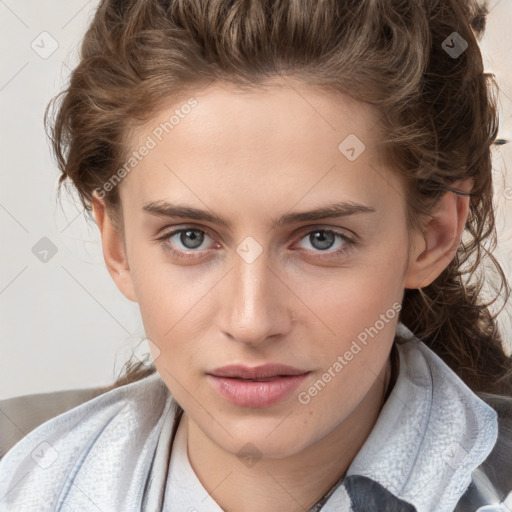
157 227 353 257
295 229 350 253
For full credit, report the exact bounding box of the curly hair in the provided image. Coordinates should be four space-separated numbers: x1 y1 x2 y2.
45 0 512 397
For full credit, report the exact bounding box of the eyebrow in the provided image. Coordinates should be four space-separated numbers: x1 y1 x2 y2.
142 200 375 229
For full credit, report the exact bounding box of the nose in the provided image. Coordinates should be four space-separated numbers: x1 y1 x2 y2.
219 248 294 347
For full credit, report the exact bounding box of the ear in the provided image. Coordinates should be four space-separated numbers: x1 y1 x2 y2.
92 193 138 303
403 178 473 289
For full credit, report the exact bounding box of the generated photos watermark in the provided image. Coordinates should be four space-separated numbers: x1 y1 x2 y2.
298 301 402 405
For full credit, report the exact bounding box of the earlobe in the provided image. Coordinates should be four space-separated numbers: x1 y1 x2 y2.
92 195 138 303
403 178 473 289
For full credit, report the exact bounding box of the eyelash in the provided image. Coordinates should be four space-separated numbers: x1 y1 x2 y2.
156 225 357 261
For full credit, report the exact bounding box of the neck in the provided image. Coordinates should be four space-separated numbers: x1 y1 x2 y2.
184 356 393 512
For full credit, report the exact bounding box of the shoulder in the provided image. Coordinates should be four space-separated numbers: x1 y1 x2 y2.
0 371 173 511
0 386 108 461
455 393 512 510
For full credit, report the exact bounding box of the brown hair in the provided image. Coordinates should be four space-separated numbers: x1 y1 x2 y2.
45 0 512 396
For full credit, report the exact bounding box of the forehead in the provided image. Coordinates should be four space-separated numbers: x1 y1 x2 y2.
128 78 382 149
119 79 399 216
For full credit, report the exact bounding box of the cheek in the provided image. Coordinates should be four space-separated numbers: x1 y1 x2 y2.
295 249 405 329
129 251 220 371
128 240 193 318
127 246 184 347
289 242 406 371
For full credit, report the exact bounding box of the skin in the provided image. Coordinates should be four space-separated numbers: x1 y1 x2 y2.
92 78 472 511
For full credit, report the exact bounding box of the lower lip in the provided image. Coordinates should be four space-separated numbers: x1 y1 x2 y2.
206 373 310 408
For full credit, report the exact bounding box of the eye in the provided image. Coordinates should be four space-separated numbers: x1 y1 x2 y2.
293 228 355 258
157 227 216 259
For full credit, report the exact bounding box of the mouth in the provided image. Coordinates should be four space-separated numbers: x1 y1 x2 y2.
206 370 311 408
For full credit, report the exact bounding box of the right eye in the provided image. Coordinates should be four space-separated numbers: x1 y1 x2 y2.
157 226 218 259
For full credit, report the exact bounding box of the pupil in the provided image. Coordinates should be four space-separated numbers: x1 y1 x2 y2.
181 230 204 249
312 231 334 250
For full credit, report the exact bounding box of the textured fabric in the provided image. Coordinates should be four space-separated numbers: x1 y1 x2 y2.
0 322 506 512
339 331 498 512
453 391 512 512
0 371 177 511
0 386 108 460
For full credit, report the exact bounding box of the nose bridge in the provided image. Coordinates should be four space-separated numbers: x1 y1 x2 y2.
221 243 289 344
233 248 271 324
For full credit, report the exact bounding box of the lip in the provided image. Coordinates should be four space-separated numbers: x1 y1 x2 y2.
206 364 311 408
208 363 309 379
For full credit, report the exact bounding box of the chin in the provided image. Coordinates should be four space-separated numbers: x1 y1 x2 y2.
215 425 309 460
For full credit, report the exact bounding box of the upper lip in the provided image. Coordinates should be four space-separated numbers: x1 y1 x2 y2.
208 364 310 379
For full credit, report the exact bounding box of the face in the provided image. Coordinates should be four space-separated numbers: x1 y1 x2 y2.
109 79 418 459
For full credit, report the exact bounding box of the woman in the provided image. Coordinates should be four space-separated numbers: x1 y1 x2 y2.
0 0 511 510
